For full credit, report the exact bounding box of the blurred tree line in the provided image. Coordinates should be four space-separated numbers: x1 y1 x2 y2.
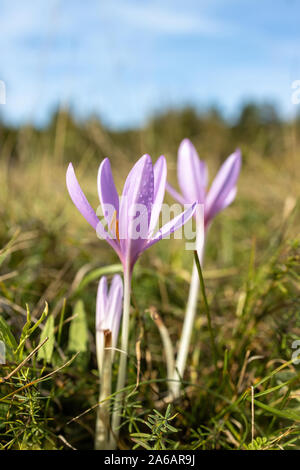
0 101 299 166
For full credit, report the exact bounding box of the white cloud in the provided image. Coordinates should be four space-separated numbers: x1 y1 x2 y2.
101 0 232 37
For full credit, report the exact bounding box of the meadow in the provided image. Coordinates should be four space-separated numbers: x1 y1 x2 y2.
0 103 299 450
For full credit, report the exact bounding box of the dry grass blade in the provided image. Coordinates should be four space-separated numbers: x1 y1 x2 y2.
0 337 49 383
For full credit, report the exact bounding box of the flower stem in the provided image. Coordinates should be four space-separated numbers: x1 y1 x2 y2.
171 256 201 399
170 206 206 399
95 331 112 450
169 203 209 399
110 266 131 448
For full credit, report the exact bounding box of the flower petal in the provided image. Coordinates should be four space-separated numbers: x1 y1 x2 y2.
165 181 187 206
97 158 119 231
205 149 241 223
177 139 208 204
221 186 237 210
66 163 100 230
96 276 108 331
119 154 154 266
147 202 197 249
120 154 154 232
107 274 123 350
66 163 122 257
149 155 167 234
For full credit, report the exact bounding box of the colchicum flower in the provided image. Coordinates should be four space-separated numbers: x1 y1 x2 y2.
96 275 123 374
94 275 123 450
166 138 241 230
66 153 197 446
66 154 196 273
166 138 242 399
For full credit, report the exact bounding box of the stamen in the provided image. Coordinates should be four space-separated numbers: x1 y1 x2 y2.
110 210 120 241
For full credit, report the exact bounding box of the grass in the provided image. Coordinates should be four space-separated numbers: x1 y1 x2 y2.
0 105 299 450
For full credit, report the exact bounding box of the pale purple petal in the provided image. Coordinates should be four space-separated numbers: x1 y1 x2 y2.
177 139 208 204
221 186 237 210
107 274 123 350
66 163 121 256
119 154 154 264
96 276 108 331
66 163 100 230
149 155 167 234
205 149 241 222
146 202 197 249
165 181 187 206
97 158 119 230
120 154 154 232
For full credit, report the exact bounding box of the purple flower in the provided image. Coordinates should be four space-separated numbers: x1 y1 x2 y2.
96 275 123 371
66 154 196 272
166 139 241 230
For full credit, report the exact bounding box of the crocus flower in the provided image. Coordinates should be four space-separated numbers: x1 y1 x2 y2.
166 138 241 230
67 153 197 442
166 138 241 400
96 275 123 373
66 154 197 273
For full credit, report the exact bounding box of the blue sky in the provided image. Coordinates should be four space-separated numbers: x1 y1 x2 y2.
0 0 299 128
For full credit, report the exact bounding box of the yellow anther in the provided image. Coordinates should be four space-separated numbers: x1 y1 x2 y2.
110 210 120 241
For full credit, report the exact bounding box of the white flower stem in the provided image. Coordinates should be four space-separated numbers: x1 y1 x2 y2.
171 241 204 399
110 266 131 448
95 331 112 450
